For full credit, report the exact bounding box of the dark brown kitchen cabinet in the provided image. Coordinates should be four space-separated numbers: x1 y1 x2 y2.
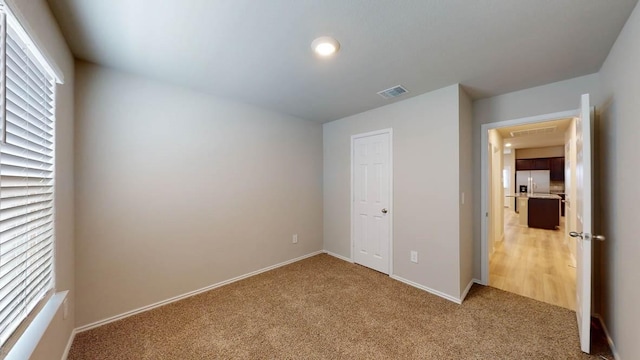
516 157 565 176
550 157 565 181
528 197 561 230
532 158 550 170
516 159 534 170
516 158 549 170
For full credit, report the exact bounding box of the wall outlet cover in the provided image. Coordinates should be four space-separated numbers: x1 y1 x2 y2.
410 251 418 263
292 234 298 244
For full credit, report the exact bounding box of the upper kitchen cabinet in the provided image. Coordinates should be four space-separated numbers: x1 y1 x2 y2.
516 158 551 171
516 156 565 180
516 159 534 170
550 157 565 181
533 158 550 170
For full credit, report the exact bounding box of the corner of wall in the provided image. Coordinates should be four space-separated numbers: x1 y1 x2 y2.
592 1 640 358
457 85 474 297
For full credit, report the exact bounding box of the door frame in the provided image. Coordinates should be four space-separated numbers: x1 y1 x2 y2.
480 110 578 284
350 128 394 275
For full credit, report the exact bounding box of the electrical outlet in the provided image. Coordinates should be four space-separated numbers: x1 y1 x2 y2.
292 234 298 244
410 251 418 263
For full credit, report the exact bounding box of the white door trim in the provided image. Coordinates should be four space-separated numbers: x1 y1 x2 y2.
480 110 578 285
350 128 393 275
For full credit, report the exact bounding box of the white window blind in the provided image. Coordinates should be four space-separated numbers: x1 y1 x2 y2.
0 7 56 347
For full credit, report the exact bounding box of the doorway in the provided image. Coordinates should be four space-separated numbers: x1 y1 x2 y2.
481 110 579 310
351 129 393 274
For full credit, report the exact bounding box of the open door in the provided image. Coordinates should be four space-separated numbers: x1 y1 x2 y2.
570 93 601 353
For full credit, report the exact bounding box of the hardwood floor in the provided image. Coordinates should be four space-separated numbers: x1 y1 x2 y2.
489 208 576 310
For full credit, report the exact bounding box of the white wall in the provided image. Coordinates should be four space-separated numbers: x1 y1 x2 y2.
6 1 76 359
458 87 474 294
472 73 601 278
596 1 640 358
323 84 466 300
74 62 323 327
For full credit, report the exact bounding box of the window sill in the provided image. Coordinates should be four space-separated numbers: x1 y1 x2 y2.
5 291 68 360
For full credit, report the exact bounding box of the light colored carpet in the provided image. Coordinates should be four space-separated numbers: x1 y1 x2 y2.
69 254 612 359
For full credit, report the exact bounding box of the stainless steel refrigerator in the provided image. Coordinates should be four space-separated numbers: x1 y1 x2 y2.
517 170 550 194
515 170 550 211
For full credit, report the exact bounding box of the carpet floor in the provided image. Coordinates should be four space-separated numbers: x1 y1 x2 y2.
69 254 612 359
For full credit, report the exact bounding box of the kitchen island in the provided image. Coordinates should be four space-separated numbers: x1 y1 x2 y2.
515 194 562 230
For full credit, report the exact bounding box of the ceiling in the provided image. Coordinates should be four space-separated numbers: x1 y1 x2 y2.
496 118 573 149
47 0 638 123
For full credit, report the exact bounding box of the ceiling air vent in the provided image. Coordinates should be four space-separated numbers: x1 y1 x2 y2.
377 85 408 99
510 126 557 137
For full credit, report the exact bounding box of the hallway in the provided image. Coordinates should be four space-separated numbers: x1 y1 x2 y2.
489 209 576 310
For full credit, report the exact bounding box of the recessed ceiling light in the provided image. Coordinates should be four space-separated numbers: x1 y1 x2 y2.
311 36 340 57
505 143 512 147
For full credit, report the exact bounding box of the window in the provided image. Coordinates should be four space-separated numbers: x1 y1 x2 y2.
0 5 57 349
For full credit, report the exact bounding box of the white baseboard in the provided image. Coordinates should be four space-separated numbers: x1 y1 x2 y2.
595 314 620 360
323 250 353 263
326 252 463 305
75 250 324 333
460 279 476 302
390 275 462 304
60 329 76 360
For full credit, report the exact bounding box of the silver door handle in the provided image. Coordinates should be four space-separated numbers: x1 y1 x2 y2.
381 208 388 214
570 232 606 241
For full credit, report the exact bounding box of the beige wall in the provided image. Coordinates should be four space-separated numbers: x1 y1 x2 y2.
515 145 564 159
487 130 504 255
323 84 467 300
503 150 515 209
597 1 640 358
458 87 474 294
472 73 601 279
74 62 323 327
6 0 76 359
563 120 577 266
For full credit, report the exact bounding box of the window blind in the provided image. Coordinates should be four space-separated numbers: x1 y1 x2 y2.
0 10 56 347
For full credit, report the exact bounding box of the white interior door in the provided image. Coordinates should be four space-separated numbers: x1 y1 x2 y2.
573 93 594 353
352 130 391 274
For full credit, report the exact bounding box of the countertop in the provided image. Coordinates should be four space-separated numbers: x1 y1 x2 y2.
506 193 562 200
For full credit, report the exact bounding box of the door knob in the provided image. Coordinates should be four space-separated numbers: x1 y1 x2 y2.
569 231 583 239
381 208 388 214
570 232 606 241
